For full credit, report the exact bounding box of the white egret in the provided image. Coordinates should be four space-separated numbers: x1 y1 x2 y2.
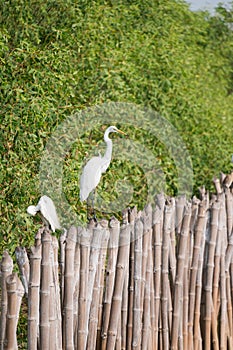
79 126 126 216
27 195 61 232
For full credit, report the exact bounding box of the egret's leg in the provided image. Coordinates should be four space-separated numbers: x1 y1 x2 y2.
86 191 97 222
91 189 97 222
87 196 91 221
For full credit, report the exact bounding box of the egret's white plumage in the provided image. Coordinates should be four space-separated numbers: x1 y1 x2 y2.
79 125 126 202
27 195 61 232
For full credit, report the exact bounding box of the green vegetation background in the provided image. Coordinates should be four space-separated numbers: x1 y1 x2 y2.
1 0 233 254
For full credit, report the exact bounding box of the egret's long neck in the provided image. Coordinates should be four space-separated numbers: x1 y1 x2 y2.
104 131 113 161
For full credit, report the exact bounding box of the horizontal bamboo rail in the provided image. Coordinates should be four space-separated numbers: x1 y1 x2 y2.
1 171 233 349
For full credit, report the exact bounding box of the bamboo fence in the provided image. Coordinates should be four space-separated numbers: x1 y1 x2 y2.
1 171 233 349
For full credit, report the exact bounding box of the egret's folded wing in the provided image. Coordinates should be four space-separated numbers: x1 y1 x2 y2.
39 195 61 232
80 156 102 201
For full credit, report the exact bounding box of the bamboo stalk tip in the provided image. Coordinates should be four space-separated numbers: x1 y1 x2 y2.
109 216 120 227
1 251 13 270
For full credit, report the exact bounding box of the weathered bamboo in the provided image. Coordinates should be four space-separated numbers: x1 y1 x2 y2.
59 229 67 309
150 270 155 349
204 201 220 350
85 223 104 349
106 223 130 349
140 205 152 322
152 204 163 350
96 220 109 350
5 273 24 350
213 176 222 195
211 203 222 350
3 171 233 349
225 187 233 237
115 315 121 350
15 247 29 296
170 196 176 269
121 275 128 350
231 262 233 313
183 233 190 350
77 227 92 349
175 195 186 235
225 230 233 271
88 223 109 350
101 217 120 350
226 271 233 348
171 202 191 350
223 171 233 189
40 229 52 350
73 232 81 347
188 200 207 350
88 225 103 306
132 218 143 349
141 227 152 350
49 238 59 350
161 203 172 349
51 236 62 350
178 313 183 350
126 208 137 350
169 198 176 287
193 232 205 350
220 243 227 350
63 226 77 350
28 244 42 350
0 252 13 350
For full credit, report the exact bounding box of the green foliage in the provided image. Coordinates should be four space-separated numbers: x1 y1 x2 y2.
1 0 233 253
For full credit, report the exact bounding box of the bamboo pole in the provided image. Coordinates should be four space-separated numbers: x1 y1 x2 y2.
48 236 62 350
183 232 190 350
226 271 233 348
77 227 92 350
85 223 104 349
225 188 233 237
88 221 109 350
211 202 222 350
188 200 207 349
230 262 233 313
193 231 206 350
220 242 227 350
121 276 128 350
204 201 220 350
73 232 81 348
40 229 52 350
0 252 13 350
115 318 121 350
150 267 155 349
213 176 222 195
96 220 109 350
141 226 152 350
175 195 186 235
5 273 24 350
225 230 233 271
132 218 143 350
106 223 130 349
152 204 163 350
101 217 120 350
140 204 152 323
171 202 191 350
28 244 42 350
161 203 173 350
59 229 67 310
169 198 176 288
63 226 77 349
126 207 137 350
51 236 62 350
15 247 29 297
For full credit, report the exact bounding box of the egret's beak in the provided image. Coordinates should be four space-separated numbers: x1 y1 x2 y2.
116 128 127 136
